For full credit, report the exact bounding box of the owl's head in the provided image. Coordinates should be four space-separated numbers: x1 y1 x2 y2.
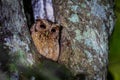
35 19 51 32
31 19 60 39
30 19 61 61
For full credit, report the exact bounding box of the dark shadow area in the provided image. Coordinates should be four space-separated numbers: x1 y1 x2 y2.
74 74 86 80
107 71 114 80
0 23 10 72
23 0 34 29
41 60 73 80
0 44 10 72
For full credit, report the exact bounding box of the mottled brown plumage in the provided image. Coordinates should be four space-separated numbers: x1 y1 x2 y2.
30 19 60 61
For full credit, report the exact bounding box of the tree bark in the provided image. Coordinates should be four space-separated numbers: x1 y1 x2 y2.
0 0 115 80
0 0 71 80
0 0 39 79
52 0 115 79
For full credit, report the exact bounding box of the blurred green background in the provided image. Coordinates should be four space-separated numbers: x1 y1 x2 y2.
109 0 120 80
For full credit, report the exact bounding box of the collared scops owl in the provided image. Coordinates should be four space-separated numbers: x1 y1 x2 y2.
30 19 60 61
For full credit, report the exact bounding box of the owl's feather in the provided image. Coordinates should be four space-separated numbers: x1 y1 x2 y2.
31 19 60 61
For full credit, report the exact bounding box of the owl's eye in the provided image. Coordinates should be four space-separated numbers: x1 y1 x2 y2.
40 24 46 29
51 28 56 32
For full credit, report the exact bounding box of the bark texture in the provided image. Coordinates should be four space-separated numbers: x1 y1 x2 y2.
0 0 71 80
52 0 115 79
0 0 115 80
0 0 37 79
31 0 115 79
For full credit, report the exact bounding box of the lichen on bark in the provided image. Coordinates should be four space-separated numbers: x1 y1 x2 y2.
0 0 115 79
53 0 115 79
0 0 37 79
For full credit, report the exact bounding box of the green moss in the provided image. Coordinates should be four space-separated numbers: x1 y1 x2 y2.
9 63 17 72
19 52 26 63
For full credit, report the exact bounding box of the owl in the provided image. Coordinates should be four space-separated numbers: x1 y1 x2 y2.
30 19 60 61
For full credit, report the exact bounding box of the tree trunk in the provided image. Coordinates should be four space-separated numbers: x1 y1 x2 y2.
0 0 39 79
0 0 115 80
52 0 115 79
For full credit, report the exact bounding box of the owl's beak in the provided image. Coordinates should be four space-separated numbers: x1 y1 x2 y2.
45 31 49 37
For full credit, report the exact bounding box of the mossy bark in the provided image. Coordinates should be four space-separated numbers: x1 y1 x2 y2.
0 0 115 80
0 0 39 79
0 0 72 80
53 0 115 79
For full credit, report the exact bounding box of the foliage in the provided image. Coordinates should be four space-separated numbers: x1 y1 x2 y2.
109 0 120 80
